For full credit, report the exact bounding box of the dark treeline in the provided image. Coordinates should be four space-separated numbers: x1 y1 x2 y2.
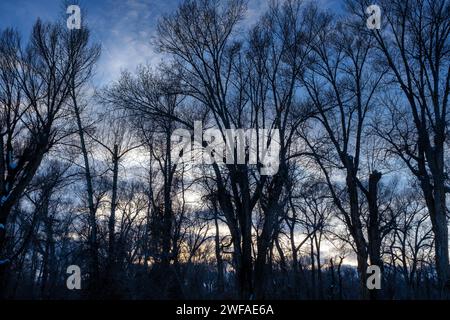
0 0 449 300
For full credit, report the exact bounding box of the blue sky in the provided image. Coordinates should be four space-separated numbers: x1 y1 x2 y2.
0 0 341 85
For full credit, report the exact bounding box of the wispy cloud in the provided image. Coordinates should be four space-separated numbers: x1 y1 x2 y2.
85 0 180 84
0 0 340 86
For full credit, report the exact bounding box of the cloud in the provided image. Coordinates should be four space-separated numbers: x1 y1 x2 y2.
85 0 168 84
0 0 341 86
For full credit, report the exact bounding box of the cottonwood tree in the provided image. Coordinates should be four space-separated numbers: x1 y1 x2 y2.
66 23 101 292
384 187 433 298
100 68 191 296
0 21 77 292
363 0 450 293
86 109 141 287
153 0 318 298
298 10 385 297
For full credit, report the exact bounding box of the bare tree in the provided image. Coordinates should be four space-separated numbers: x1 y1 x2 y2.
0 21 76 292
66 22 101 292
351 0 450 292
298 9 385 297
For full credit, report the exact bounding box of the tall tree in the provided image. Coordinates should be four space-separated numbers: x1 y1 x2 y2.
351 0 450 292
66 22 100 293
0 21 75 292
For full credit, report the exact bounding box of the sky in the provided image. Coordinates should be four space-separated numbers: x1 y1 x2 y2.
0 0 354 265
0 0 342 86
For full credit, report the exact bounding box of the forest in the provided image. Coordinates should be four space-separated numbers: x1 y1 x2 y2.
0 0 449 300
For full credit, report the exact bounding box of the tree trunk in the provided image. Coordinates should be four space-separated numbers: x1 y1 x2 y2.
430 147 450 295
72 91 99 294
106 144 119 294
346 165 369 299
214 211 224 294
367 170 383 300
